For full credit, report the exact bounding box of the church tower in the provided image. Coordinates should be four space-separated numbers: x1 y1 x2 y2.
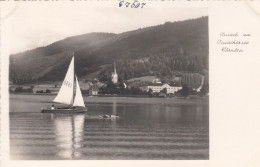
111 63 118 84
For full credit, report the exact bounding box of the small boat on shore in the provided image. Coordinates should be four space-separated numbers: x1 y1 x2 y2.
41 54 87 113
98 115 119 119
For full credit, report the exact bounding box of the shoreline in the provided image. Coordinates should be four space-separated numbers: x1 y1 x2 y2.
9 92 209 100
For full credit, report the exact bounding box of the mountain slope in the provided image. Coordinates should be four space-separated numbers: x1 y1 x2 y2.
9 16 208 84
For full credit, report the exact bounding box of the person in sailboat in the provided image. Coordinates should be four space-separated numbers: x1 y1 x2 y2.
51 104 55 110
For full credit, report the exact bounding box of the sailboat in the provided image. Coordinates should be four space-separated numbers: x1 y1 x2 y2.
41 55 87 113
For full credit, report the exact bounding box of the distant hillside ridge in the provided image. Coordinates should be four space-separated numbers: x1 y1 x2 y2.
10 16 208 84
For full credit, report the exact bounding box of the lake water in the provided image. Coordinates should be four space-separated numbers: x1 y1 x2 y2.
10 94 209 160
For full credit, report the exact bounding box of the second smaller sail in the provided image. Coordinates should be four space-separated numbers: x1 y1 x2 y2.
73 76 85 107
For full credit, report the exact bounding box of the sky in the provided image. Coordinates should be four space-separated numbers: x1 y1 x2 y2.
3 2 207 54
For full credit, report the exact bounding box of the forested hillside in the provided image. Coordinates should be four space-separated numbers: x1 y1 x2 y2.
10 16 208 86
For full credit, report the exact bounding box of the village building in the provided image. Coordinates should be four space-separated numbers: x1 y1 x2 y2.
147 83 182 94
89 85 99 96
111 63 118 84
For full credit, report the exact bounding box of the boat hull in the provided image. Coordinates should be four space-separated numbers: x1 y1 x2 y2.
41 108 87 113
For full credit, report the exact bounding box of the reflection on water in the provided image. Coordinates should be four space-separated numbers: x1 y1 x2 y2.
111 98 117 132
53 114 85 159
10 95 209 160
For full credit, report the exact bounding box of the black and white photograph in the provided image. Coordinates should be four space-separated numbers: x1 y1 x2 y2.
7 5 209 160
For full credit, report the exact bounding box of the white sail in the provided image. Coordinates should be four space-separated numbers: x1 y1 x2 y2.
73 76 85 107
53 57 74 105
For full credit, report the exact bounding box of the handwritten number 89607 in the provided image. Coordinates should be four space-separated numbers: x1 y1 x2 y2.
119 1 146 8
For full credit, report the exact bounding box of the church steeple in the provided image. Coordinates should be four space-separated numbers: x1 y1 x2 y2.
111 62 118 84
114 62 117 74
